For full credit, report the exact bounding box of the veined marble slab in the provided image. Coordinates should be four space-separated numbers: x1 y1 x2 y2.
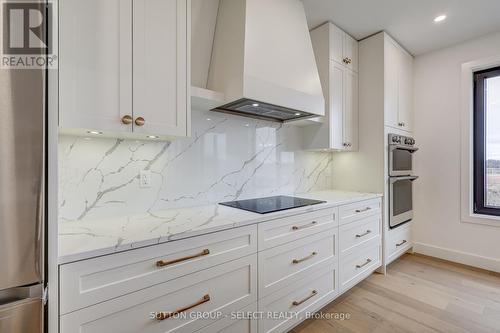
59 190 382 264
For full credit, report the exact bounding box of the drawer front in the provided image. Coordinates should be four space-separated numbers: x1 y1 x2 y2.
258 264 338 333
258 208 337 250
339 215 381 256
60 255 257 333
339 198 381 225
60 225 257 314
259 229 337 298
386 224 412 263
340 240 380 292
195 303 257 333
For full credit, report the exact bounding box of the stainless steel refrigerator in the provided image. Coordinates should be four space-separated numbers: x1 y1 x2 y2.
0 50 46 333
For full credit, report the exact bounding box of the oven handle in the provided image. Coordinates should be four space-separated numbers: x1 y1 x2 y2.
389 145 419 152
390 176 419 183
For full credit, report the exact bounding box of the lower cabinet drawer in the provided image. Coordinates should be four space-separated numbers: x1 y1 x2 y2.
258 229 337 297
60 225 257 314
339 215 380 256
340 240 380 292
386 224 412 263
258 264 338 333
193 303 257 333
339 198 381 225
60 255 257 333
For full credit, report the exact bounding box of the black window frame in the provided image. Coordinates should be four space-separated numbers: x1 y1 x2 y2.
473 65 500 216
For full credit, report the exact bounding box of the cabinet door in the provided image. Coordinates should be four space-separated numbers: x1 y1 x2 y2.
59 0 133 133
329 24 344 65
133 0 190 138
384 39 400 129
329 62 344 149
343 33 358 72
343 69 358 151
398 51 414 132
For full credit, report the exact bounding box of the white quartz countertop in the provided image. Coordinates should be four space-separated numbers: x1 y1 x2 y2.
58 190 382 264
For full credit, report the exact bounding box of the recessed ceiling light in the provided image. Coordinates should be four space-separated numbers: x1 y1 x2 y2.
252 103 259 107
147 135 159 139
86 130 102 135
295 112 301 116
434 15 447 23
206 118 211 121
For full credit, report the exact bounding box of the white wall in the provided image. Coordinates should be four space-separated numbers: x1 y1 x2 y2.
413 31 500 272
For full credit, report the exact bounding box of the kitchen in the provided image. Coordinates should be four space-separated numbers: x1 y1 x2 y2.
1 0 500 332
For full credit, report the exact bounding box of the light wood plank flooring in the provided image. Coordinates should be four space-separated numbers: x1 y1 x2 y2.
292 254 500 333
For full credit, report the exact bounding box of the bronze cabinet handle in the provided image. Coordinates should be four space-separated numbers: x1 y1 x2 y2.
135 116 145 126
121 115 133 125
292 221 317 231
356 258 372 269
355 207 371 213
156 249 210 267
155 294 211 320
292 252 317 264
292 290 318 306
396 240 407 247
355 230 372 238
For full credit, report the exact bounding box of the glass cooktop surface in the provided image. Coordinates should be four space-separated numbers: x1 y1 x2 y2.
219 195 326 214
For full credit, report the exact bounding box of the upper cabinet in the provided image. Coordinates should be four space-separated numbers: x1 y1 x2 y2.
304 22 359 151
59 0 190 140
384 37 414 133
329 23 358 73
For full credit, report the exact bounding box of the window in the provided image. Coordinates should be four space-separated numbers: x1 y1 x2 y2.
473 66 500 216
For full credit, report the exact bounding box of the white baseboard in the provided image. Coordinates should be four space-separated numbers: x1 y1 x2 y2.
413 242 500 273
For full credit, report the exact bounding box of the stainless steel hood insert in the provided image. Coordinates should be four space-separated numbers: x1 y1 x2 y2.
213 98 317 122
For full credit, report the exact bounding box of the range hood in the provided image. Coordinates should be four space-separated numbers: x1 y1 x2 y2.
207 0 324 122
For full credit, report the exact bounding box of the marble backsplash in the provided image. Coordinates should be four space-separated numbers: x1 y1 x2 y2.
59 110 334 222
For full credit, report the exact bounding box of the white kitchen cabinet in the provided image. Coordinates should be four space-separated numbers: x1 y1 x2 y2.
384 37 414 133
58 197 382 333
59 0 190 140
59 0 133 133
305 23 359 151
328 23 358 72
343 33 359 72
60 255 257 333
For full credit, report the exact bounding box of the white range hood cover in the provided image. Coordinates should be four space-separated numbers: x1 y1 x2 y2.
207 0 325 121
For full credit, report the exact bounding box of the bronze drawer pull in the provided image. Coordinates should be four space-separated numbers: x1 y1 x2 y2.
292 221 317 231
156 249 210 267
355 207 371 213
355 230 372 238
292 252 317 264
356 258 372 269
396 240 407 247
155 294 211 320
292 290 318 306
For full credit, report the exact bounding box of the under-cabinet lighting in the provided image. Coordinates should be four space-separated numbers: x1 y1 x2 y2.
86 130 102 135
252 103 259 107
147 135 159 139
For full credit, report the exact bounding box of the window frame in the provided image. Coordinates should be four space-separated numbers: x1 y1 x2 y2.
473 66 500 217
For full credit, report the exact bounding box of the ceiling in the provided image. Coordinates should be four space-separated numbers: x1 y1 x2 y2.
302 0 500 55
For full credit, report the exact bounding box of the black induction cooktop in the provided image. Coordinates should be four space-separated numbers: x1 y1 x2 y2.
219 196 326 214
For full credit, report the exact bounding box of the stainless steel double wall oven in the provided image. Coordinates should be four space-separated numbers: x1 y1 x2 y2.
388 134 419 228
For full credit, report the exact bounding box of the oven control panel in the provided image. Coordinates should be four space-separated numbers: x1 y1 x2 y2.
389 134 415 147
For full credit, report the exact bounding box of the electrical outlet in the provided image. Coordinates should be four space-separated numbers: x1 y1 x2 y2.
139 170 152 188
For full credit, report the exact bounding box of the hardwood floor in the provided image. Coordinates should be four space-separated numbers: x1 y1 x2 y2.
292 254 500 333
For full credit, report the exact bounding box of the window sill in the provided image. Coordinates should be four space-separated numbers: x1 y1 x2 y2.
461 212 500 228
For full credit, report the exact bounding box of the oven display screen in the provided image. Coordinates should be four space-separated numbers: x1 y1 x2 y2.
393 179 413 216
